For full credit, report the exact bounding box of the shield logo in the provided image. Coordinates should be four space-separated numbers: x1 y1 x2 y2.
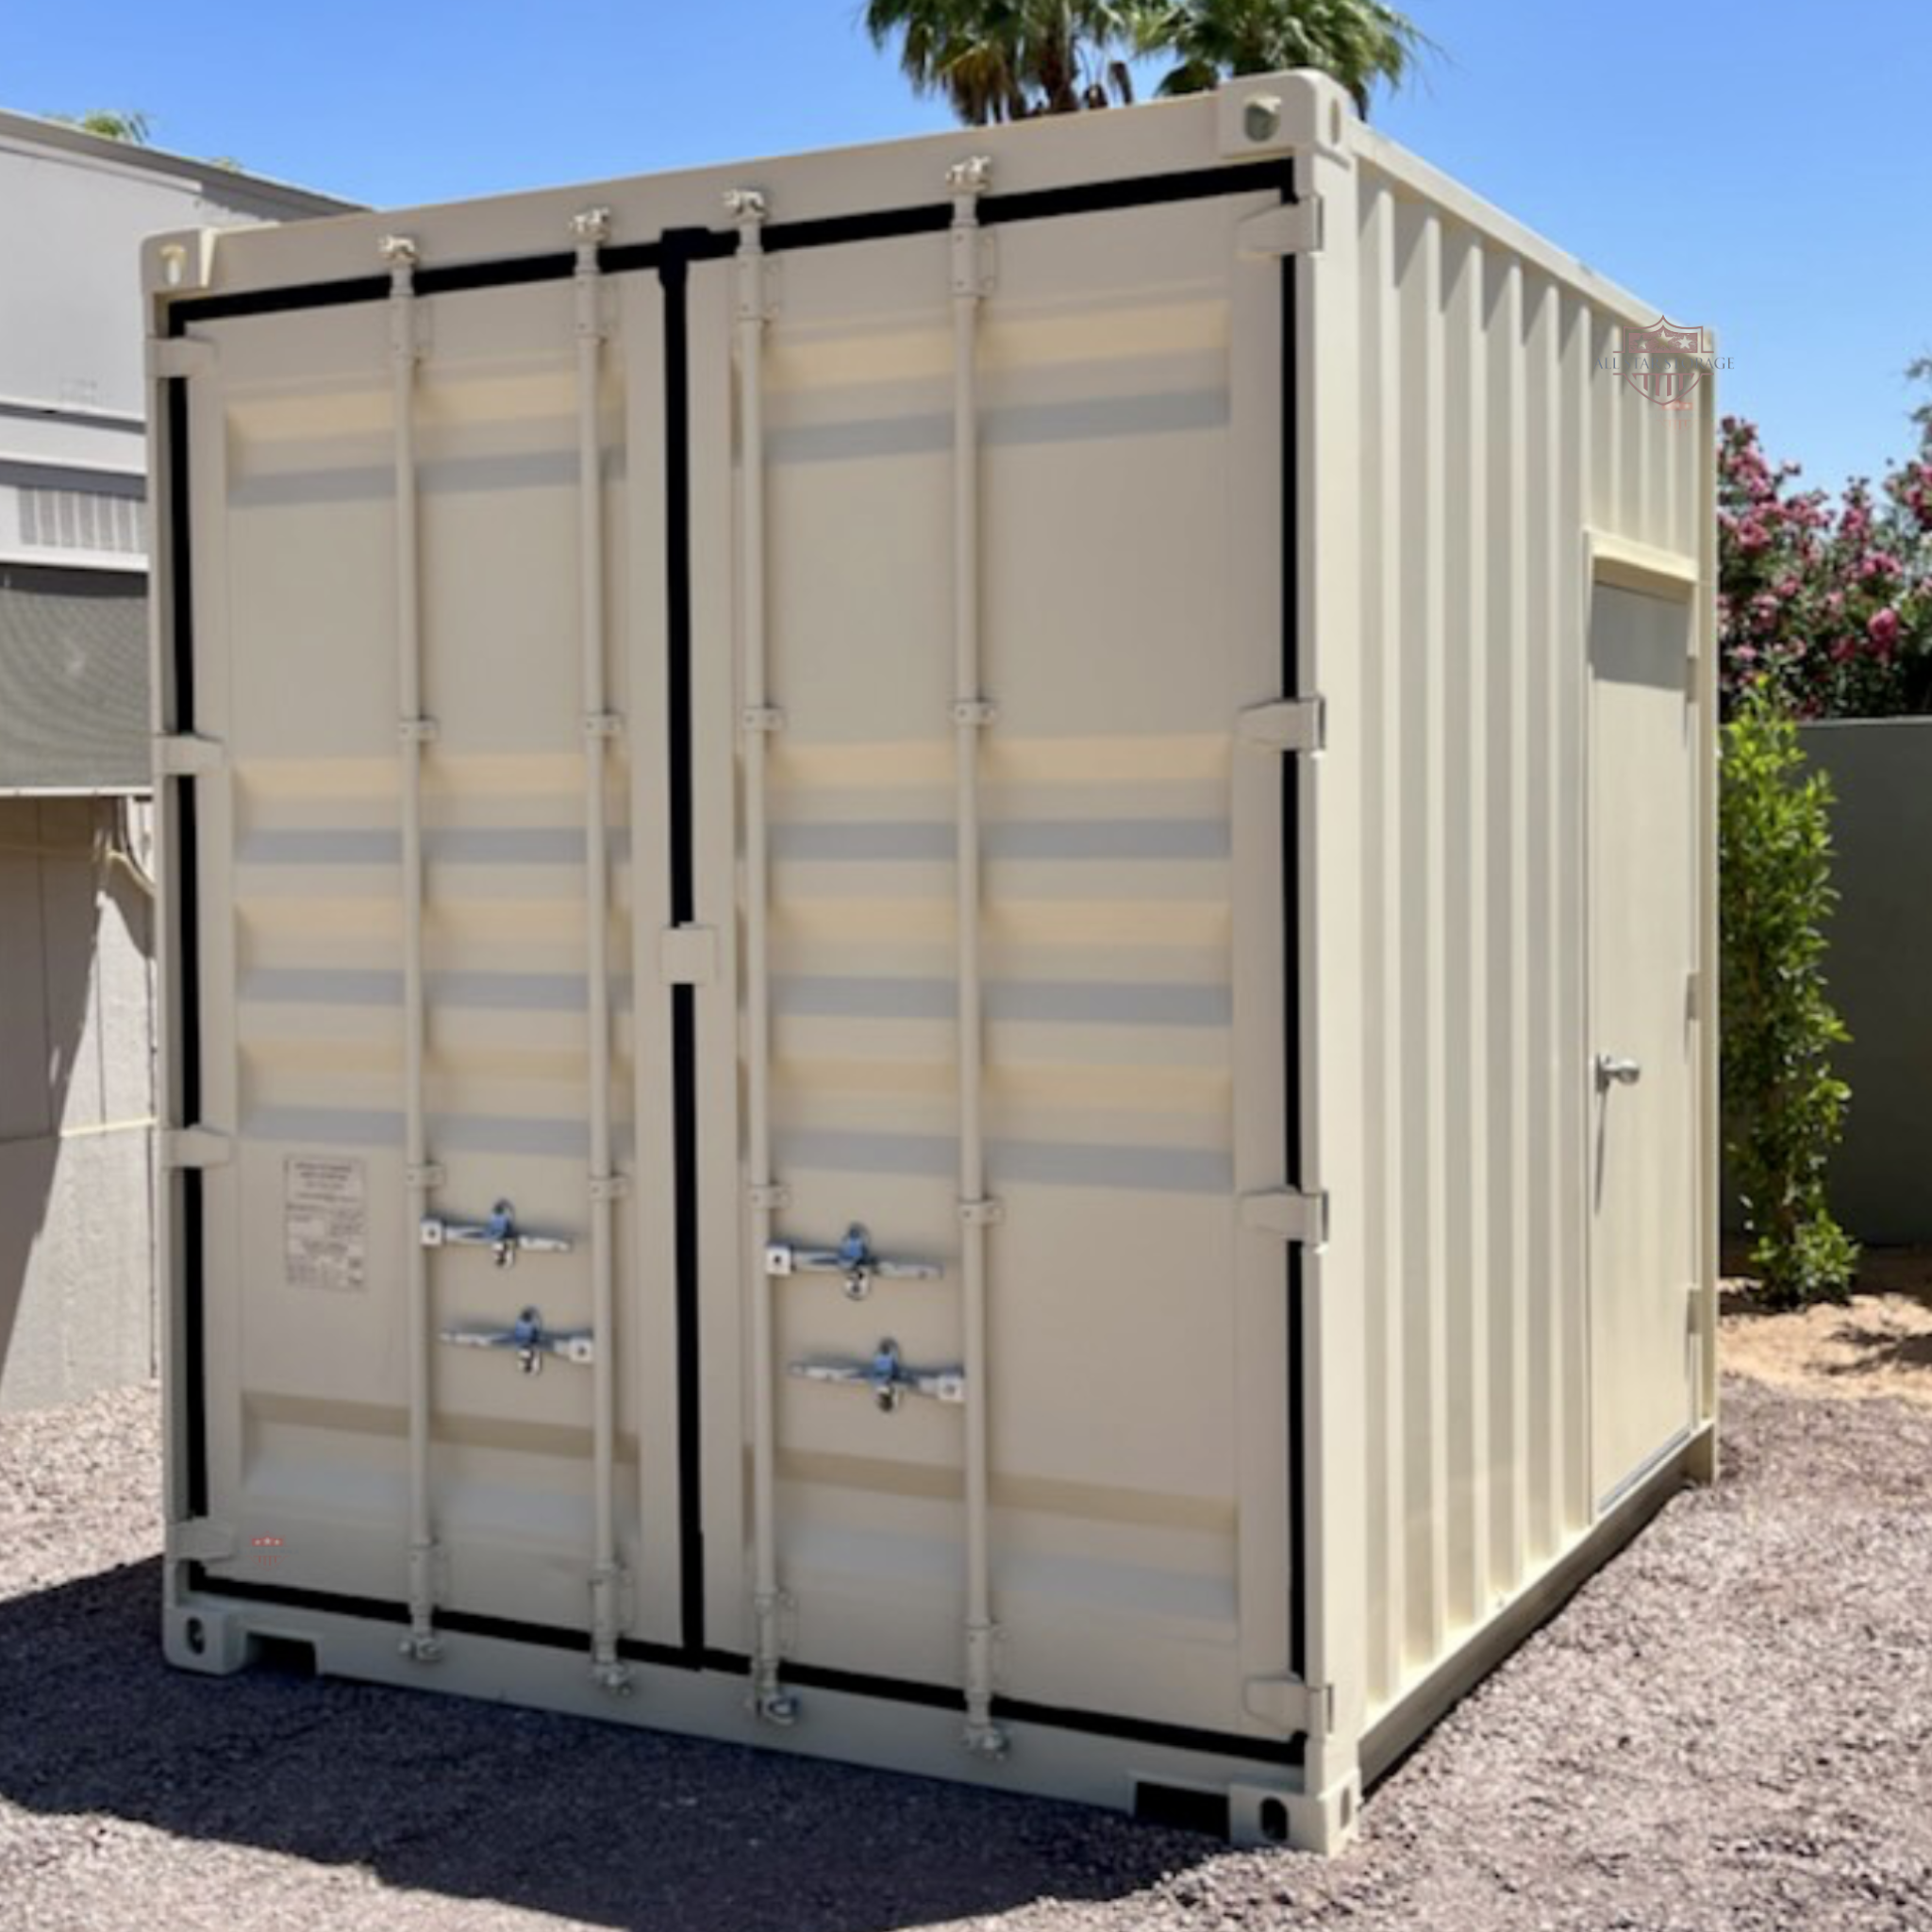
1622 317 1708 410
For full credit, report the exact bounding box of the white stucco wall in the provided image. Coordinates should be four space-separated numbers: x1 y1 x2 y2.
0 109 354 568
0 796 156 1409
0 122 348 1410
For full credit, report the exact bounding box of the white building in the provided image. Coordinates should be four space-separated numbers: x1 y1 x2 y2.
0 110 350 1408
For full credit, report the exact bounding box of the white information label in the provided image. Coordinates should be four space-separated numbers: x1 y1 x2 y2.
285 1156 368 1291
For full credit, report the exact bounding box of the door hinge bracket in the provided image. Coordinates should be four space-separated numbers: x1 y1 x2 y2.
155 733 226 777
950 228 996 298
660 924 718 987
1243 1674 1332 1735
1238 697 1325 754
146 336 216 381
162 1127 231 1171
1240 1187 1328 1246
1238 197 1323 259
165 1518 238 1562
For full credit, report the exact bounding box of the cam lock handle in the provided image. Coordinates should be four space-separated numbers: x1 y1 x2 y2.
421 1198 574 1269
788 1338 966 1413
439 1306 595 1374
764 1222 942 1300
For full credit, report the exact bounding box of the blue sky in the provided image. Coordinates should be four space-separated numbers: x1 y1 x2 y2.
9 0 1926 492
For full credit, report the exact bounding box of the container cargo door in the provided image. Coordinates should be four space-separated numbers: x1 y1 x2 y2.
1587 573 1699 1505
686 176 1304 1741
172 265 693 1648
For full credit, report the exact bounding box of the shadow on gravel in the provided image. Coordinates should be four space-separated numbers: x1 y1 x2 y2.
0 1557 1220 1930
1827 1322 1932 1376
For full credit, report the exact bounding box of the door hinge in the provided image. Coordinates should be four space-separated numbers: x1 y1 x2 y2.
155 733 226 777
1243 1674 1333 1735
950 227 996 298
659 924 718 987
162 1127 231 1171
1240 1188 1328 1246
146 336 216 381
165 1518 238 1562
1238 697 1325 754
1237 197 1323 259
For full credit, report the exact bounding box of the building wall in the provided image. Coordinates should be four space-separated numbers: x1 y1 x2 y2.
0 796 156 1410
0 109 352 571
1796 720 1932 1246
0 118 346 1412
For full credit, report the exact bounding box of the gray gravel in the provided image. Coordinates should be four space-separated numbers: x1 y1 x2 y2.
2 1375 1928 1931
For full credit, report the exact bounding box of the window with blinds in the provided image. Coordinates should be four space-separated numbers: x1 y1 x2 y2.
0 566 149 791
18 486 146 558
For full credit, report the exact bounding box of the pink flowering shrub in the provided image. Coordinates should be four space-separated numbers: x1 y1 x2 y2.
1719 415 1932 717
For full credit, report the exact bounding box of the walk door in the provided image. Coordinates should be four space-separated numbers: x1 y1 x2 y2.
1587 571 1699 1506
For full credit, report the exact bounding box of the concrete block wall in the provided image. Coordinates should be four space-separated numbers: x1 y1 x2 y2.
0 795 155 1410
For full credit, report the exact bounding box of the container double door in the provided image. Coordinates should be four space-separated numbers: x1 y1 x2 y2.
185 176 1300 1739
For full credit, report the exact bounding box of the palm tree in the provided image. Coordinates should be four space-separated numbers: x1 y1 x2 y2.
1132 0 1429 116
53 109 153 144
864 0 1427 125
862 2 1140 125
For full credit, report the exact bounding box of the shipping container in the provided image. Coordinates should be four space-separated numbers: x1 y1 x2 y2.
147 70 1718 1852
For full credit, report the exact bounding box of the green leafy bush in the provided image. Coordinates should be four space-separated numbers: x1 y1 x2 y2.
1719 691 1857 1307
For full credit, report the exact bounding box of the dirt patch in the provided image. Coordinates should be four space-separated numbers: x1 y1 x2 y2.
1723 1245 1932 1406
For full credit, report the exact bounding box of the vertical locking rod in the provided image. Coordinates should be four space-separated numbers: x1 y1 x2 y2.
574 208 630 1694
728 188 795 1725
384 233 441 1664
948 156 1005 1759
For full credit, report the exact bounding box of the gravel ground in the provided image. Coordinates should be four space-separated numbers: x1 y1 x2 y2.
2 1376 1929 1931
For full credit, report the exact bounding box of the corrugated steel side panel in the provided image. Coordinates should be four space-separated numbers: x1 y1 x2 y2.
1328 149 1712 1724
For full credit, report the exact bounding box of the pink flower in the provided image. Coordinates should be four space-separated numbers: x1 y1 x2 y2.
1868 607 1901 650
1737 519 1771 555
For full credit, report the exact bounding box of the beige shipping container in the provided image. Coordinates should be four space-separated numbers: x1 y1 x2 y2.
147 71 1718 1853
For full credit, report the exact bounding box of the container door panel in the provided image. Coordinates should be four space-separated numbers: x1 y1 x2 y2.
696 189 1296 1734
185 275 684 1640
